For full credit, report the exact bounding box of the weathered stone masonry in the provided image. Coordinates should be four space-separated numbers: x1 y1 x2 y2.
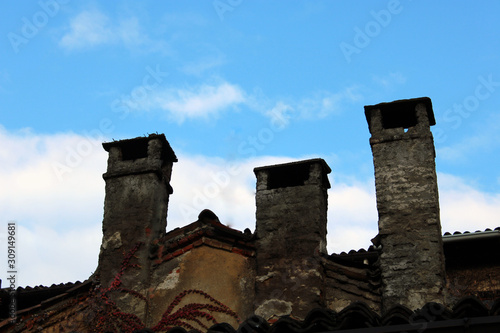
365 97 447 312
254 159 331 319
98 134 177 322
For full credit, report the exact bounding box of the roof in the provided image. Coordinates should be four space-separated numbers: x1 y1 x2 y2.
327 245 380 266
0 280 92 328
330 227 500 266
151 209 255 265
443 227 500 268
443 227 500 240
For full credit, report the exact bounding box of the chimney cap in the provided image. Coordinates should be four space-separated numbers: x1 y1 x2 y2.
364 97 435 134
253 158 331 174
254 158 331 189
102 133 178 162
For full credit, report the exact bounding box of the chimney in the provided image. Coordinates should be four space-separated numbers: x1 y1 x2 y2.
97 134 177 317
253 158 331 319
365 97 446 312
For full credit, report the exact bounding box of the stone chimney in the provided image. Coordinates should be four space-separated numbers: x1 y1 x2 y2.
365 97 446 312
97 134 177 318
253 158 331 319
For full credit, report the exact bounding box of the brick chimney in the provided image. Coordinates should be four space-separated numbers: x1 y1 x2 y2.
253 158 331 319
97 134 177 318
365 97 446 312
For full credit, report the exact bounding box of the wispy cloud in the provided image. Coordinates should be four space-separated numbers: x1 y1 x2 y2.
265 101 294 128
59 9 169 53
59 10 115 50
112 72 362 126
126 81 246 123
257 85 363 125
297 86 363 119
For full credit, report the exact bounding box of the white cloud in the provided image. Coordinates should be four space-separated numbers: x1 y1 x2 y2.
328 180 378 253
7 225 102 287
438 173 500 233
1 129 499 287
129 82 246 123
256 86 363 126
59 9 169 53
0 127 107 227
265 101 293 128
296 87 363 119
168 154 294 229
168 156 253 228
0 127 106 287
59 10 115 50
114 78 361 126
328 227 377 255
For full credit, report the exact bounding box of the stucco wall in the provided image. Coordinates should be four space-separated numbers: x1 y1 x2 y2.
148 245 255 329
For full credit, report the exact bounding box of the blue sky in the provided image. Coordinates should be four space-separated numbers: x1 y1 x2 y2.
1 1 500 287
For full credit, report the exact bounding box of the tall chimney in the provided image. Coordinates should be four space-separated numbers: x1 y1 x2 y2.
365 97 446 312
254 158 331 319
97 134 177 318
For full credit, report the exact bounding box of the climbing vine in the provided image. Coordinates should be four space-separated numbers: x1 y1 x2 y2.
88 242 146 332
87 242 240 332
152 289 240 331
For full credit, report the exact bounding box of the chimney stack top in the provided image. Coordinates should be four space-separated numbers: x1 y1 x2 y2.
364 97 435 135
103 134 177 162
254 158 331 190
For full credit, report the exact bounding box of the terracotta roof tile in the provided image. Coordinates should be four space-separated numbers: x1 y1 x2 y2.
443 227 500 237
0 280 92 324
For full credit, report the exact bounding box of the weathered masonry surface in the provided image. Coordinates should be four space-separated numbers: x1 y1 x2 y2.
1 97 499 333
365 97 446 312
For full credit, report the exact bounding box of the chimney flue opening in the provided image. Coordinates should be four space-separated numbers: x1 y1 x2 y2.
380 107 417 130
120 139 149 161
267 163 310 190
